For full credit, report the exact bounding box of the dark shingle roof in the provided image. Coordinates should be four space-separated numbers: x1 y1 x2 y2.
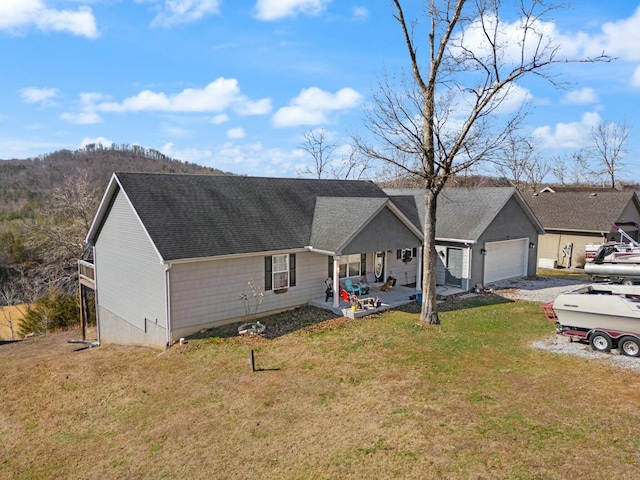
113 173 389 260
526 191 640 233
385 187 542 241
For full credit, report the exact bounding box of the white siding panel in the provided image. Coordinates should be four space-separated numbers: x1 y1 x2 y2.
387 254 419 286
169 251 328 333
95 191 167 332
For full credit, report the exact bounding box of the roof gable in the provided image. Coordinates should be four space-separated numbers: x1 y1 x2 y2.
385 187 543 242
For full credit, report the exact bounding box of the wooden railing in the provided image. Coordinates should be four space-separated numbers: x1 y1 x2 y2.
78 260 95 289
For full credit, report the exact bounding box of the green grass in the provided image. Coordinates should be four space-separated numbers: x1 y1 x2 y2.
1 298 639 479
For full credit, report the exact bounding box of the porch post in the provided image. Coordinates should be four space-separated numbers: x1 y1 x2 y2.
333 257 340 309
416 246 423 291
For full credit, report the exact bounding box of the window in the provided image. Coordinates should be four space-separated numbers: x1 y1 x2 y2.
273 254 289 289
265 254 296 291
338 254 363 278
397 247 418 261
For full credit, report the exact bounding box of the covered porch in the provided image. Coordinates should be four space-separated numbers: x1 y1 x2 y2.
309 283 466 318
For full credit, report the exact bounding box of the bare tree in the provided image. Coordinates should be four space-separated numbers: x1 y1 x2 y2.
493 135 540 191
297 129 338 179
550 150 597 186
525 157 550 193
357 0 611 324
329 144 373 180
0 284 23 341
589 120 630 189
21 168 100 293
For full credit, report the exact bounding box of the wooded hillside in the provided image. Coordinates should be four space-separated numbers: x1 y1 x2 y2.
0 144 231 311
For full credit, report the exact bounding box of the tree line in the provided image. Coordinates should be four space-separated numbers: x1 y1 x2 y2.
0 145 227 338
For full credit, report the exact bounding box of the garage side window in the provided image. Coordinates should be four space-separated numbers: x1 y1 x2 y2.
265 254 296 290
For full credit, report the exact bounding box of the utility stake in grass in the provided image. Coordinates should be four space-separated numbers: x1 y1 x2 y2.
249 349 255 372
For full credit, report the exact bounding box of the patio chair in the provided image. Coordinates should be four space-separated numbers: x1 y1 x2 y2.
344 278 363 296
325 278 334 302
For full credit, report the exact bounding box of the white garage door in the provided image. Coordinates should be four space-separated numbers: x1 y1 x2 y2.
484 238 528 284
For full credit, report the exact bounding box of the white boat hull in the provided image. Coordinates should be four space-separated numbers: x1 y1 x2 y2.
552 285 640 335
584 262 640 277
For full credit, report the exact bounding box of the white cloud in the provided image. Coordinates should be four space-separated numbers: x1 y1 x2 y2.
562 87 598 105
235 98 273 116
79 136 113 149
454 14 559 66
19 87 59 107
569 6 640 62
273 87 362 127
160 141 298 176
631 65 640 88
60 112 103 124
532 111 601 149
95 78 271 115
151 0 220 27
254 0 330 21
0 137 66 159
0 0 98 38
352 7 369 21
210 114 229 124
226 127 246 139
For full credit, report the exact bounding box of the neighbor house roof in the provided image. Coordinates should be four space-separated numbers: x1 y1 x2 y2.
526 191 640 233
86 173 421 261
385 187 544 243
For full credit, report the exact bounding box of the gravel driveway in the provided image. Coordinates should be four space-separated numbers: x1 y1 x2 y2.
490 276 640 372
489 276 588 304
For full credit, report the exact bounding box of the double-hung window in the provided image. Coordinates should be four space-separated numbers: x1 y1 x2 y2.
265 254 296 290
272 254 289 289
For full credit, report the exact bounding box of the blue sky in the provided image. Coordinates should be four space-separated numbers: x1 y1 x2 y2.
2 0 640 181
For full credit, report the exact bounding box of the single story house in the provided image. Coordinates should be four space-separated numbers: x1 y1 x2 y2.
526 190 640 268
386 188 544 290
84 173 424 349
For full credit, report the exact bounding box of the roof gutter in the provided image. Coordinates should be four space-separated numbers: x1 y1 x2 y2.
305 246 336 256
436 237 476 244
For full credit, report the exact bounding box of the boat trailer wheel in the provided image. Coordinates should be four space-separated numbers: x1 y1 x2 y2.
589 332 612 353
618 336 640 357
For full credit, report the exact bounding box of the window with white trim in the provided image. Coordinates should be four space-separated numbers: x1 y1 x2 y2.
272 254 289 289
338 254 362 278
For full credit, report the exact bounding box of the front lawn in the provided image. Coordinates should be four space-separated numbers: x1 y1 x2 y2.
1 297 638 479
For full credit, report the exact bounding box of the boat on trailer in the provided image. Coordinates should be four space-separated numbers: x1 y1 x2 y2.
542 284 640 357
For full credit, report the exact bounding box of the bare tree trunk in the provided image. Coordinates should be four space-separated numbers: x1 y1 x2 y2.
421 189 440 324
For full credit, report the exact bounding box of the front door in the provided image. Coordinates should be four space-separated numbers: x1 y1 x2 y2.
374 251 385 282
446 248 463 287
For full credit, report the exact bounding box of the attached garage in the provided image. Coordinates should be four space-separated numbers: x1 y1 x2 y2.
484 238 529 284
386 187 544 291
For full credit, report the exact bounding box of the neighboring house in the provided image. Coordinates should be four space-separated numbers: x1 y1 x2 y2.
84 173 423 349
526 191 640 268
386 187 544 290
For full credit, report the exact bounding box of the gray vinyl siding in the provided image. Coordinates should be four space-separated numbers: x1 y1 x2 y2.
97 306 167 349
169 251 327 338
474 196 540 286
386 253 421 286
95 190 167 334
341 207 421 254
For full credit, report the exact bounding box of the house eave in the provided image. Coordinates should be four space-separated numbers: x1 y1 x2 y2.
163 248 306 266
542 228 609 235
436 237 476 244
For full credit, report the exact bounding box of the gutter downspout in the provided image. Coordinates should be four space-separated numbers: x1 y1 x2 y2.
93 245 101 346
165 263 172 349
467 245 473 291
416 246 422 292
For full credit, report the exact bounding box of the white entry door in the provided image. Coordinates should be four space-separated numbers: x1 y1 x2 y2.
484 238 528 284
